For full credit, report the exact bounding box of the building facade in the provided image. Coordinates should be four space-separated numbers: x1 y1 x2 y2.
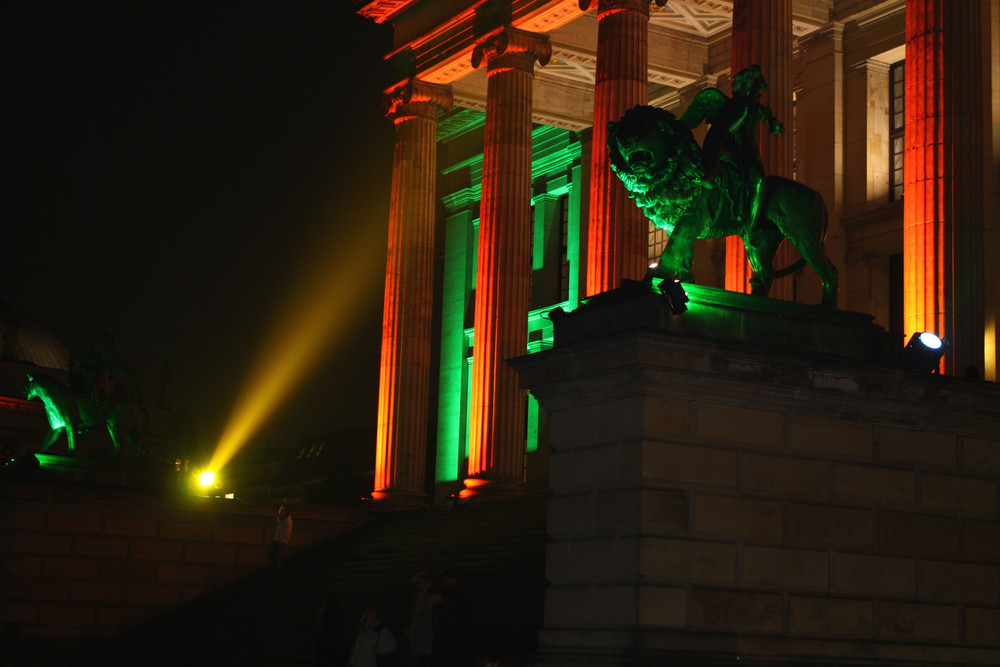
356 0 1000 503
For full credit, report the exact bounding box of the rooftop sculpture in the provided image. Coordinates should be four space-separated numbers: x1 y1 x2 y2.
608 65 838 306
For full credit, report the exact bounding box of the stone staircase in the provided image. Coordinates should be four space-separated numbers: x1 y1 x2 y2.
70 494 549 667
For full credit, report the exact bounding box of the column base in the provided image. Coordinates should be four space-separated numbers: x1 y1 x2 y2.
459 476 525 500
370 489 430 510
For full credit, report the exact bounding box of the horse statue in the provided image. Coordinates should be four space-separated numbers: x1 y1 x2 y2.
23 372 148 457
607 83 838 306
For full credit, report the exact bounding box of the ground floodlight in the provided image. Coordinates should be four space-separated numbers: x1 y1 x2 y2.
902 332 948 373
199 471 216 487
661 279 689 315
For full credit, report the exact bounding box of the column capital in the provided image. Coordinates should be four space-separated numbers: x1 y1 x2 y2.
383 78 453 121
579 0 657 17
472 26 551 73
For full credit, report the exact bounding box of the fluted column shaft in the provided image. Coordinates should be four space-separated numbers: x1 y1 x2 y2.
727 0 793 296
585 0 650 296
466 27 551 493
904 0 984 374
374 79 452 504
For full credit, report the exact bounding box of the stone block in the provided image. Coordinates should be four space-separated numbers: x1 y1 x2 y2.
834 464 916 506
963 519 1000 559
877 511 960 555
643 441 738 488
922 473 997 514
786 415 872 459
549 442 637 491
637 585 687 627
834 552 916 595
160 521 213 541
692 404 783 449
13 510 45 531
184 542 237 564
742 546 829 589
71 579 126 603
923 560 999 601
551 397 644 449
125 582 180 606
9 555 42 576
4 601 38 624
129 539 184 561
640 537 736 584
102 559 156 583
788 595 874 637
37 602 96 628
72 536 128 559
547 493 594 537
642 395 691 439
12 532 73 555
640 488 689 533
690 588 783 633
236 544 269 566
965 607 1000 644
11 576 70 601
213 524 266 544
742 454 830 498
45 513 102 534
543 585 637 627
964 437 1000 473
564 537 639 583
104 517 158 537
879 601 959 642
879 426 956 468
788 503 873 547
156 562 211 585
43 556 101 580
693 494 783 540
594 489 642 536
96 605 153 630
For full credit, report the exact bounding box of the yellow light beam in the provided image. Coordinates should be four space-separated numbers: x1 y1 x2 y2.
208 222 385 474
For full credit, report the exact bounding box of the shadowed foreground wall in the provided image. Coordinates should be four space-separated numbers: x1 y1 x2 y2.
0 483 369 642
513 288 1000 665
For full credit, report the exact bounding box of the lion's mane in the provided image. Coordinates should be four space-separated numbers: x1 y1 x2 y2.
607 106 706 233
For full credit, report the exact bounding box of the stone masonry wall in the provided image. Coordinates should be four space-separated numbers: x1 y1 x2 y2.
516 324 1000 665
0 482 370 641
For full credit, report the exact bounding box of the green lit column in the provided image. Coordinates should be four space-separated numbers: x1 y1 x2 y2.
465 26 551 497
373 78 452 506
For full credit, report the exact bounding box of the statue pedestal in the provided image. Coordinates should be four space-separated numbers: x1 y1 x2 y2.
511 283 1000 666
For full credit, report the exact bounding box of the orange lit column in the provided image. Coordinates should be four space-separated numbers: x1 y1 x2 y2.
583 0 650 296
465 27 551 496
373 79 453 505
727 0 793 296
904 0 984 375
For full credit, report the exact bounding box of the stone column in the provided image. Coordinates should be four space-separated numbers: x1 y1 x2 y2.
727 0 793 297
373 78 453 506
583 0 650 296
904 0 985 375
465 26 551 496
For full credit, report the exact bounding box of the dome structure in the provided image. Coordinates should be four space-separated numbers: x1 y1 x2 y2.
0 301 70 371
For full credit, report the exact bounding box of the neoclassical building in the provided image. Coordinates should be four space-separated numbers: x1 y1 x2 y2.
355 0 999 504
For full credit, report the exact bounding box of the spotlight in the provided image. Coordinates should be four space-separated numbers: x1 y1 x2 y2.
198 471 216 488
660 279 689 315
902 332 949 373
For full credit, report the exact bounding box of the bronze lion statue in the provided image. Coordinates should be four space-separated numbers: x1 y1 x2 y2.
608 105 838 306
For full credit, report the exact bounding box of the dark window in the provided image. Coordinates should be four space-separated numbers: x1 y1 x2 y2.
890 61 905 202
558 194 570 302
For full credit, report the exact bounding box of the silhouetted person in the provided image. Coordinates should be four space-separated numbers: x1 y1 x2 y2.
407 573 436 667
349 609 396 667
316 592 345 667
433 571 464 667
268 505 292 571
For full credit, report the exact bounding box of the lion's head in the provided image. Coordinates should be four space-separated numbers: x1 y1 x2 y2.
607 105 705 233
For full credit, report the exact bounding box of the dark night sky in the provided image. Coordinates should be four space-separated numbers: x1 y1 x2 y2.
3 3 395 451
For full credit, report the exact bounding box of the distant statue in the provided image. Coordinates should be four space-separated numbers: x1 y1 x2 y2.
607 70 838 306
23 372 148 457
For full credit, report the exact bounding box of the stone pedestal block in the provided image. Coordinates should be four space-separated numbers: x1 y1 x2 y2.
512 284 1000 665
